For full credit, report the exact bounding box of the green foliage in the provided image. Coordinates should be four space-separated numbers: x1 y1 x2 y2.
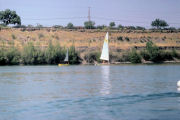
36 24 43 29
52 25 63 29
125 37 130 41
68 45 81 64
171 49 179 58
136 26 145 30
67 22 74 29
0 9 21 25
126 26 136 30
38 33 44 39
117 36 123 41
84 51 101 63
160 51 173 61
5 47 20 65
27 24 34 28
84 21 95 29
118 24 124 30
118 52 130 62
21 43 38 64
140 50 150 61
0 47 20 65
0 48 6 65
96 25 107 29
45 42 64 64
141 42 180 62
0 23 7 28
128 49 141 63
11 34 16 39
145 41 162 62
109 22 115 28
151 19 168 29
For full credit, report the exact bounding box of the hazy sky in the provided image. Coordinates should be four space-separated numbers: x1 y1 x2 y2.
0 0 180 27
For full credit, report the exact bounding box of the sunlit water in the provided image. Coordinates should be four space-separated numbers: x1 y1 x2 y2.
0 64 180 120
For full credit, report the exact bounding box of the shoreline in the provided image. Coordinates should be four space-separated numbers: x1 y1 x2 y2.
0 61 180 66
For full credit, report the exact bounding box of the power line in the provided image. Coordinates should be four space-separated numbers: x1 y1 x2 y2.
22 17 87 20
92 16 150 24
22 16 180 25
92 16 180 25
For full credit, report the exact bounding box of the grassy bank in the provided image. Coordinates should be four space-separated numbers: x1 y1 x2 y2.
0 41 180 65
0 42 81 65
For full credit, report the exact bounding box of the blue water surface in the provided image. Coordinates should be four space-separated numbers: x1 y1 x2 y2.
0 64 180 120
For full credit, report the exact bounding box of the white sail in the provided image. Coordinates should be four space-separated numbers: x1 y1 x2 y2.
100 32 109 61
64 49 69 62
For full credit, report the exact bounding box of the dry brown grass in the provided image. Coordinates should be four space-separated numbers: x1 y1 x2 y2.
0 29 180 52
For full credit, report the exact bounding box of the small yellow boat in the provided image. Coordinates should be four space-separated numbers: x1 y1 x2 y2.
58 64 69 66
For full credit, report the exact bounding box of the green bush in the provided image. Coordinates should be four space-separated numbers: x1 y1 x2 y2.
125 37 130 41
38 33 44 39
0 48 6 65
0 47 21 65
21 43 38 64
11 34 16 39
128 49 141 63
141 41 179 62
5 47 20 65
117 36 123 41
145 41 162 62
96 25 106 29
171 49 179 58
84 51 101 63
140 50 150 61
45 42 65 64
118 52 130 62
160 51 173 61
84 21 95 29
66 23 74 29
68 45 81 64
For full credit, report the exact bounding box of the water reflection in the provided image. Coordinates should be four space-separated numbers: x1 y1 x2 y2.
100 66 111 96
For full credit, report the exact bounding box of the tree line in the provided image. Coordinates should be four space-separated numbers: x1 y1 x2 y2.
0 9 179 30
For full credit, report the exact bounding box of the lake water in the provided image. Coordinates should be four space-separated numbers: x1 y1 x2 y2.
0 64 180 120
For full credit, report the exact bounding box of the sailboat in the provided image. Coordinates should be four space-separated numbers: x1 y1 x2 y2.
58 49 69 66
100 32 109 64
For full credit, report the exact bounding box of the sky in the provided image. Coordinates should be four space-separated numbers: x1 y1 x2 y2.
0 0 180 28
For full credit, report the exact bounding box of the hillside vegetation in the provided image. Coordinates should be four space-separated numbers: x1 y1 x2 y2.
0 28 180 64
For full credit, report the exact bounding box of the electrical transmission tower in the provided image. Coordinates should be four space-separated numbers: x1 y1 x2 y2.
88 7 91 22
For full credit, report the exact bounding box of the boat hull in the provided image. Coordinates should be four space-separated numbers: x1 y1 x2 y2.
58 64 69 66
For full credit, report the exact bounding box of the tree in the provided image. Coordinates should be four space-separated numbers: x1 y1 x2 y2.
118 24 124 30
136 26 145 30
84 21 95 29
145 41 162 62
36 24 43 29
67 22 74 29
151 19 168 29
0 9 21 25
109 22 115 28
96 25 107 29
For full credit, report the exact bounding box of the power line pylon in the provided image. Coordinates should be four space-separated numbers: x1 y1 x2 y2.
88 7 91 22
